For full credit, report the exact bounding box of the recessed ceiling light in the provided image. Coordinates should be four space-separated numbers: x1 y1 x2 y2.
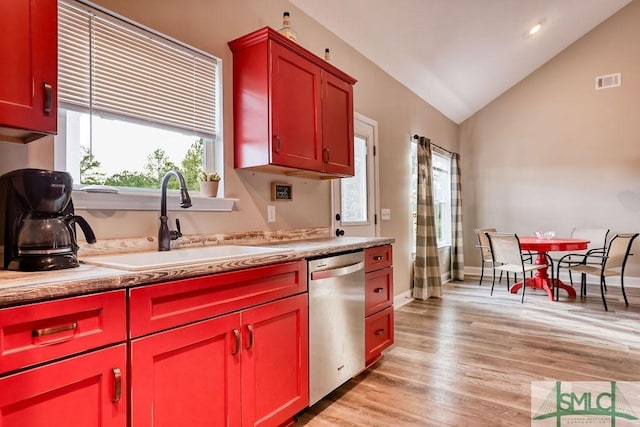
529 23 542 35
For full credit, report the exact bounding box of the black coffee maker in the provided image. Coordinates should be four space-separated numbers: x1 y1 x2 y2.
0 168 96 271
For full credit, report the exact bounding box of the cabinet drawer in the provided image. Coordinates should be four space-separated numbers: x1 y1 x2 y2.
365 267 393 317
129 260 307 337
365 306 394 363
364 245 392 272
0 290 126 374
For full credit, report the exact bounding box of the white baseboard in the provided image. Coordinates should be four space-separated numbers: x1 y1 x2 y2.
394 289 413 309
464 266 640 288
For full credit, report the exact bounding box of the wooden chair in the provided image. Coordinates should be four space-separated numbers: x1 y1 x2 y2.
485 232 550 303
556 233 638 311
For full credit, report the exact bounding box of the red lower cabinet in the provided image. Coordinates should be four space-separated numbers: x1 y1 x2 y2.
0 344 127 426
130 293 308 427
364 245 395 366
131 313 242 427
242 294 309 427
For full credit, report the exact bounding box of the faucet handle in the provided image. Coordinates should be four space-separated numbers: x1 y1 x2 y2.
175 218 182 237
169 218 183 241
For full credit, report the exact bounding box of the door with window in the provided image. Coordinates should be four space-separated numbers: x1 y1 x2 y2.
331 113 379 237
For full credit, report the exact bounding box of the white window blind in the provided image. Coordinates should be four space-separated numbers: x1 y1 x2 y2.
58 0 219 138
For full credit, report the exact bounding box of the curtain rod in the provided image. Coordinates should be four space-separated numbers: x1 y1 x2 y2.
412 134 453 155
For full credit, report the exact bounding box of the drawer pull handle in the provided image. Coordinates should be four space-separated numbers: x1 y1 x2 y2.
373 255 383 261
112 367 122 403
246 324 254 350
232 329 240 355
32 322 78 337
375 328 385 336
374 287 384 293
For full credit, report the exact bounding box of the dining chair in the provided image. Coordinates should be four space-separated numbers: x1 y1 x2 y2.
474 228 498 286
556 233 638 311
551 228 609 288
485 232 550 303
475 228 532 286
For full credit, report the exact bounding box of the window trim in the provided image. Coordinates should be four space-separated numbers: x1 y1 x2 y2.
71 189 237 212
55 0 226 210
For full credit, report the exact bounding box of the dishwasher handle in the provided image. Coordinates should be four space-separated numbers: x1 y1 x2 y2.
310 261 364 280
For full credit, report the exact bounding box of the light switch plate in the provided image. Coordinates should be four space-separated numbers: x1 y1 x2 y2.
267 205 276 222
381 208 391 220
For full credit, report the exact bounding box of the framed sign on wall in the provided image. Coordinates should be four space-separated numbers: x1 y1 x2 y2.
271 182 293 201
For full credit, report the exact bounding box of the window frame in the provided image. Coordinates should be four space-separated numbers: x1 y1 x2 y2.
54 0 228 210
410 143 453 250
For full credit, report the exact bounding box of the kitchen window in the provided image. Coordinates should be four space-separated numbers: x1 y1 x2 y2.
54 0 223 209
410 144 452 249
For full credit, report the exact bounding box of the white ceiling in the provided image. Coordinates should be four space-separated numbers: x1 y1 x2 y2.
289 0 632 124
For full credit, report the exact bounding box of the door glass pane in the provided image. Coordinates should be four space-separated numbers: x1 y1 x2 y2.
340 136 368 223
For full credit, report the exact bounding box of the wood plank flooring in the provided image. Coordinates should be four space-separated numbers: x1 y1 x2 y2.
296 280 640 426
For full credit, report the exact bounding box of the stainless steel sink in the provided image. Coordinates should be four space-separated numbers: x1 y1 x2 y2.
81 245 290 271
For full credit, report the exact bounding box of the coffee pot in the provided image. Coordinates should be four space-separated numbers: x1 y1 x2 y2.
0 168 97 271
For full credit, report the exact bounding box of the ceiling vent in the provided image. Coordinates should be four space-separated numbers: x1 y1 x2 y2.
595 73 621 90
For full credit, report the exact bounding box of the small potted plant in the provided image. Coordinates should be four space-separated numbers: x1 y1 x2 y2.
198 171 221 197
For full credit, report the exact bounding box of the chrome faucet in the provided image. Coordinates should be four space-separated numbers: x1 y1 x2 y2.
158 170 192 251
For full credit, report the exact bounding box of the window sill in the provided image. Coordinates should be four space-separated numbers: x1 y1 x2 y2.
72 189 238 212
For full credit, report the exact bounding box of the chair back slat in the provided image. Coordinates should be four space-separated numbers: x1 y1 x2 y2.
571 228 609 250
474 228 496 260
604 233 639 270
486 232 524 265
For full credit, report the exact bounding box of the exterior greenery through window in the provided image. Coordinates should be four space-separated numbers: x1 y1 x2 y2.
410 144 452 249
56 0 221 192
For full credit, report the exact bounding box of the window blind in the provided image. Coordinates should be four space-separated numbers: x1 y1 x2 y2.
58 0 219 138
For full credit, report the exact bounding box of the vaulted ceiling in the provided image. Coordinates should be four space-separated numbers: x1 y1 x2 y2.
290 0 632 123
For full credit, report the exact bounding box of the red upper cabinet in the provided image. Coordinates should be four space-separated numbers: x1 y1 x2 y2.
0 0 58 143
229 27 356 179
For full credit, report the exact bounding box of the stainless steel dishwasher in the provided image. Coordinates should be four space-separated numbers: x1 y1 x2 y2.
308 250 365 405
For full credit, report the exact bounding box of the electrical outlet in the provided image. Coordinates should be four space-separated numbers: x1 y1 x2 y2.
381 208 391 220
267 205 276 222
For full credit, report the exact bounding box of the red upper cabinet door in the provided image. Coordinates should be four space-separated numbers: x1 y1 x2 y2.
0 0 57 139
241 293 309 427
322 71 354 176
0 345 127 427
271 42 323 171
229 27 356 178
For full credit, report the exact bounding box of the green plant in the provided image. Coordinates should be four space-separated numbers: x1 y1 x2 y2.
198 171 221 182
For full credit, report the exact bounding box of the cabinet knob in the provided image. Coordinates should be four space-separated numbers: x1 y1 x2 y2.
375 328 385 336
374 287 384 293
323 148 330 163
373 255 383 261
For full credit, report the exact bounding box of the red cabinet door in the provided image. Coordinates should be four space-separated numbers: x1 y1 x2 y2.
0 0 57 135
0 344 127 427
322 71 354 176
270 42 323 172
241 293 309 427
130 313 242 427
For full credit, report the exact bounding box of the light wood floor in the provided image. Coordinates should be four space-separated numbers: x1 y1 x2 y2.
297 279 640 426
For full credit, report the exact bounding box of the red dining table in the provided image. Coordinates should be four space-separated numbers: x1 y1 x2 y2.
511 237 590 301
